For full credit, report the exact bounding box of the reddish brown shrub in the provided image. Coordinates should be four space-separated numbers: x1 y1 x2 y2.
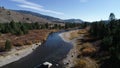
82 47 96 56
13 41 24 46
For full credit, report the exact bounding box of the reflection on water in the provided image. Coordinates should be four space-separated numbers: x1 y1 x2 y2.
1 32 72 68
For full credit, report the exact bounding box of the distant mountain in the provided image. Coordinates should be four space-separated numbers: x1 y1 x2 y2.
64 19 83 23
0 7 84 23
0 7 51 23
14 10 63 22
14 10 84 23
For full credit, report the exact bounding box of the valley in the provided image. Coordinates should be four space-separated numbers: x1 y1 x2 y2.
0 2 120 68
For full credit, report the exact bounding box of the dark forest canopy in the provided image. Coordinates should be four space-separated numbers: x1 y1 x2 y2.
89 14 120 68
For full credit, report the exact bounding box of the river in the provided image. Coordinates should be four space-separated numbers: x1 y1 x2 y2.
1 32 73 68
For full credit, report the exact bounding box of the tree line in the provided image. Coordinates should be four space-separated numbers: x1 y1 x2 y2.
0 21 82 36
89 13 120 68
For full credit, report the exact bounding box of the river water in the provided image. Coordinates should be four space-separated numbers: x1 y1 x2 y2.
1 32 73 68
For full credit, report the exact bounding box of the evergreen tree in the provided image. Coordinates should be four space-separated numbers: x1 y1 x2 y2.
5 40 12 51
35 22 40 29
20 25 28 34
109 13 115 21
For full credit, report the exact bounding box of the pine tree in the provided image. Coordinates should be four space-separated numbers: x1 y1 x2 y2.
109 13 115 21
5 40 12 51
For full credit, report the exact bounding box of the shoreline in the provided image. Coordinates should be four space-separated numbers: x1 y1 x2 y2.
59 30 82 68
59 32 71 43
60 28 99 68
0 42 41 67
59 30 79 43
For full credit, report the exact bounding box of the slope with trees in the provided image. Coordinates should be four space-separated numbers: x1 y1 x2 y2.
90 13 120 68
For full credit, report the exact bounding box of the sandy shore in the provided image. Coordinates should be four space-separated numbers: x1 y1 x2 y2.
59 30 79 43
0 42 41 67
59 32 71 43
59 30 83 68
62 36 83 68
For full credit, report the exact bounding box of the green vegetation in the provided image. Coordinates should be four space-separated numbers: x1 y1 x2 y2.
109 13 116 21
90 13 120 68
0 21 82 35
5 39 12 51
65 23 82 29
1 21 29 35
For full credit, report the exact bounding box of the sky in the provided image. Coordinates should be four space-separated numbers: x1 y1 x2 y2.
0 0 120 22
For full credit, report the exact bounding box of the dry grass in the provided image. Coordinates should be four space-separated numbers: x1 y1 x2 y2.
79 43 96 56
71 29 98 68
78 29 87 34
69 30 80 40
81 47 96 56
74 59 86 68
0 29 55 49
82 43 93 48
74 57 98 68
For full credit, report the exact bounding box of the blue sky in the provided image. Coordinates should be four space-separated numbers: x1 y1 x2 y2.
0 0 120 22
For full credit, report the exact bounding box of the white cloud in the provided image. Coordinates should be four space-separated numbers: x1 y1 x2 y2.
11 0 64 15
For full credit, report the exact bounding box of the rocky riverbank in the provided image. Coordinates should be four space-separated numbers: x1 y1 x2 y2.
59 30 81 68
60 28 99 68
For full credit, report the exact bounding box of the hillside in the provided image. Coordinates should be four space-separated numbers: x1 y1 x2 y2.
14 10 63 22
0 7 84 24
64 19 83 23
14 10 83 23
0 7 51 23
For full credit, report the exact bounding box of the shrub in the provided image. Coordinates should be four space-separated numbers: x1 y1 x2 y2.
74 59 86 68
81 47 96 56
24 40 32 45
5 40 12 51
101 36 113 51
14 42 24 46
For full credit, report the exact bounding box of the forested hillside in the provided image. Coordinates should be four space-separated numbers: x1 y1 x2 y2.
90 13 120 68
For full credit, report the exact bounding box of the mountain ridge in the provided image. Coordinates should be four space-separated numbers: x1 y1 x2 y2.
64 19 83 23
14 10 83 23
0 7 83 23
0 7 51 23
